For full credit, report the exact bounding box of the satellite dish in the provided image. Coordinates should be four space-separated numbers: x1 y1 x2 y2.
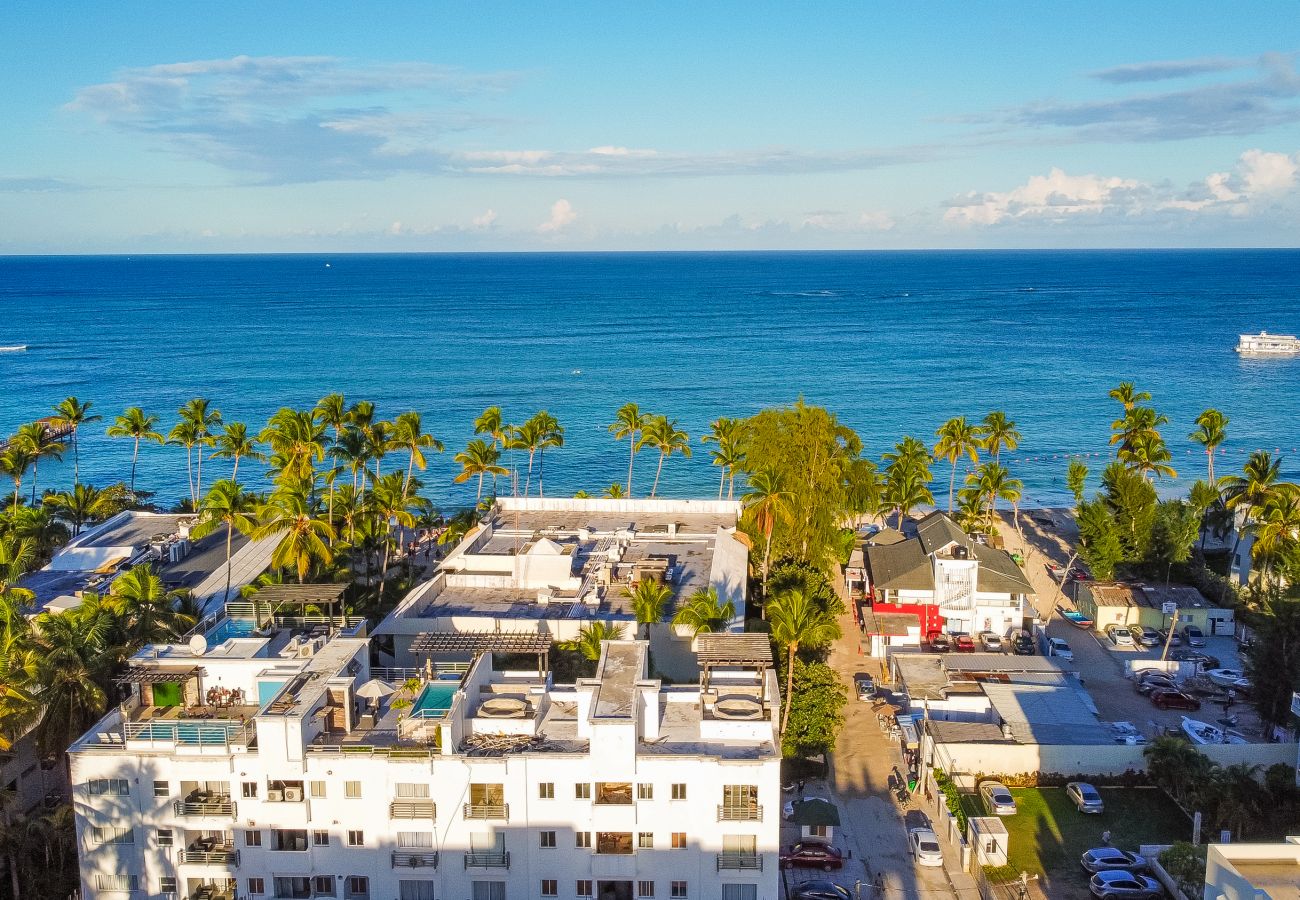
188 634 209 656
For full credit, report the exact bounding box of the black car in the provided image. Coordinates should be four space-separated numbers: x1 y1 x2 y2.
1170 649 1222 669
1011 631 1035 655
791 881 852 900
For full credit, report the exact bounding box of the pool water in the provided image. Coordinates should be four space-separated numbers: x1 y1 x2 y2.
207 619 256 643
409 683 457 719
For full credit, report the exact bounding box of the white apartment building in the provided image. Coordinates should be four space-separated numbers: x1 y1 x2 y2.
70 607 781 900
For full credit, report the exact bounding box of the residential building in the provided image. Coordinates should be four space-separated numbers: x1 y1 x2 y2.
1074 581 1234 637
1203 835 1300 899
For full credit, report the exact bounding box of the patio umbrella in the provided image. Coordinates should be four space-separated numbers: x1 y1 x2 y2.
355 678 396 700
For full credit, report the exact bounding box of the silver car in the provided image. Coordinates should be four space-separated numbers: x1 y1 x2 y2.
1089 870 1161 898
1066 781 1105 814
1081 847 1147 873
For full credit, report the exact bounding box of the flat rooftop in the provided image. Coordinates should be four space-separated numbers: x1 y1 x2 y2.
1088 581 1217 610
77 513 188 549
1229 861 1300 897
161 529 250 591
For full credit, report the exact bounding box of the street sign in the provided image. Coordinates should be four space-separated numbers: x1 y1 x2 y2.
1161 601 1177 615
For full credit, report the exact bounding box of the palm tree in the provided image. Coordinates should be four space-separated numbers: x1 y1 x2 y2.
210 421 265 481
639 415 691 498
178 398 222 504
1108 381 1151 411
106 407 164 496
603 483 626 499
559 621 626 663
260 407 326 484
330 426 370 495
191 479 259 606
671 586 736 637
12 421 65 504
767 585 840 735
1189 409 1229 483
609 403 650 497
50 397 100 486
368 471 417 599
9 506 69 559
627 578 673 639
532 411 564 497
1109 406 1170 454
364 419 394 480
1215 763 1264 840
106 564 194 650
0 445 34 512
980 411 1020 463
167 419 201 508
970 461 1023 534
511 419 544 498
1220 451 1283 591
933 416 982 512
43 483 111 535
22 599 119 756
1143 734 1213 805
742 470 792 598
1245 487 1300 586
454 439 507 503
701 417 745 500
392 411 443 495
474 406 508 496
1120 431 1177 480
314 393 353 447
883 438 935 528
254 491 335 583
1189 479 1222 551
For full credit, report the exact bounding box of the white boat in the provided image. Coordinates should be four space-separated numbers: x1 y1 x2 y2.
1181 716 1248 745
1205 668 1251 690
1236 331 1300 355
0 345 26 352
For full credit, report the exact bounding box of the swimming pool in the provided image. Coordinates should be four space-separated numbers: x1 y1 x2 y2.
408 682 458 719
207 619 256 643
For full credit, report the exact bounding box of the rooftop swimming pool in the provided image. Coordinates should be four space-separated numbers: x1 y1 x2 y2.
408 682 458 719
207 619 257 643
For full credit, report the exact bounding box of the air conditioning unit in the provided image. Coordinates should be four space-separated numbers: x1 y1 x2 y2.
283 787 303 802
266 789 283 802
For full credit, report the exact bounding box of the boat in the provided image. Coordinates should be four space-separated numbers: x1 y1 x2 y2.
1204 668 1252 690
1058 606 1094 629
1180 717 1248 745
1236 332 1300 355
0 345 27 352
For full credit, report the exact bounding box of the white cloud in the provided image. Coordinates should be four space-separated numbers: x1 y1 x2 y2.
471 209 498 229
799 210 896 232
388 221 404 235
537 199 577 233
945 168 1146 225
1164 149 1299 211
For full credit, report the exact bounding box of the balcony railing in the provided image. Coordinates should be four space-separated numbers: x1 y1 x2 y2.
717 852 762 871
124 719 253 751
462 802 508 821
178 848 240 866
390 799 437 819
392 850 439 868
717 804 763 821
463 850 510 869
174 798 236 817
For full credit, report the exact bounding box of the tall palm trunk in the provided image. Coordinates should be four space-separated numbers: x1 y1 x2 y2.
728 470 735 500
405 453 415 496
651 451 666 497
626 442 636 497
538 450 546 498
761 524 775 598
130 437 141 494
525 452 536 498
184 445 195 508
195 445 204 507
29 458 38 504
476 472 485 503
223 521 234 604
780 641 797 735
717 468 725 500
948 460 958 512
232 454 241 482
71 428 80 486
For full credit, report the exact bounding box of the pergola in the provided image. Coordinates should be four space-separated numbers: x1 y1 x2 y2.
117 666 200 684
694 634 773 692
246 583 349 629
410 631 553 674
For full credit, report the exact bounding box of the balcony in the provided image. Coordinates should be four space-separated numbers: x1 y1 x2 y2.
462 802 509 821
392 850 439 869
178 847 240 866
717 804 763 821
174 797 236 817
717 852 763 871
389 799 437 819
463 850 510 869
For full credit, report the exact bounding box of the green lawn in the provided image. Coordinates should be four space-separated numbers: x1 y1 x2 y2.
961 786 1191 888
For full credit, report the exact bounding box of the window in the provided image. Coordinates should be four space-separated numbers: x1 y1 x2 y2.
576 831 591 849
344 781 362 798
671 832 686 849
470 883 505 900
670 783 686 800
574 782 591 799
398 832 434 849
160 877 177 895
539 830 556 849
638 832 654 849
577 882 593 898
153 780 169 798
89 825 134 845
347 829 365 847
310 780 327 798
244 829 262 847
344 877 369 900
396 782 430 798
721 888 756 900
595 782 633 805
538 782 554 799
313 829 330 847
638 882 655 899
242 781 258 798
540 880 558 897
809 824 829 838
670 883 687 899
87 778 129 796
637 783 653 800
157 828 173 847
273 876 311 899
721 785 757 808
313 876 337 897
596 832 634 855
94 875 139 892
247 878 265 896
398 883 436 900
271 828 308 851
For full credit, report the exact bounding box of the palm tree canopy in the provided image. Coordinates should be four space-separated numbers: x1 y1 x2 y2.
190 479 259 542
453 439 507 483
627 578 674 630
210 421 266 464
51 396 100 431
178 397 222 438
393 410 444 471
933 416 982 466
1190 408 1229 449
609 403 648 441
560 621 626 661
107 407 164 443
670 586 736 637
1108 381 1152 410
314 393 352 433
638 415 691 458
979 411 1021 458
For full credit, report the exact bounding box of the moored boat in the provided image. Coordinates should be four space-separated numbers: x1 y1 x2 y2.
1236 332 1300 355
1180 716 1248 745
1058 606 1093 629
0 344 27 352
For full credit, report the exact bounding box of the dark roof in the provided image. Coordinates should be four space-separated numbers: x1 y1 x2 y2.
971 545 1033 593
864 540 933 591
865 512 1031 595
410 632 552 655
916 513 971 556
861 609 920 636
865 527 907 546
791 797 841 826
694 634 773 667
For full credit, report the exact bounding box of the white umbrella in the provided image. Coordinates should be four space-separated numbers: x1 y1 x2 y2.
355 678 396 701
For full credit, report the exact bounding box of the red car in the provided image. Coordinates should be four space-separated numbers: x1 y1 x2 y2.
780 842 844 872
953 633 976 652
926 631 951 653
1150 690 1201 711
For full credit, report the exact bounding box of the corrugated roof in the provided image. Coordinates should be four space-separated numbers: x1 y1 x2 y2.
861 610 920 636
982 681 1111 745
864 540 933 591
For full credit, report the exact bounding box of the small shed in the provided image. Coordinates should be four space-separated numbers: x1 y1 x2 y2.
791 797 841 845
969 816 1009 867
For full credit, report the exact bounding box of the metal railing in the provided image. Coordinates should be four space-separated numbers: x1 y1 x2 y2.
389 799 437 819
717 804 763 821
463 850 509 869
391 850 439 868
173 798 236 817
716 852 762 871
124 719 253 750
178 848 240 866
462 802 509 820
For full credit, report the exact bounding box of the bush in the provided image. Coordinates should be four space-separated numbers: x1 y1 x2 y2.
1159 842 1207 897
933 769 968 833
970 770 1148 789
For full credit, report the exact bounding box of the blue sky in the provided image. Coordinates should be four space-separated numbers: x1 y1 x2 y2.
2 1 1299 251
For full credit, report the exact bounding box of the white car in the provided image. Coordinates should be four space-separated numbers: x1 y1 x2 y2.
909 827 944 867
1106 625 1135 647
979 781 1017 815
978 631 1003 652
1046 637 1073 660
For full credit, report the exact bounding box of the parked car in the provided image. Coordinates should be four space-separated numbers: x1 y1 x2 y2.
979 632 1004 652
1066 781 1105 814
1129 625 1162 647
1011 630 1035 655
790 880 852 900
1081 848 1148 873
1170 648 1220 669
979 781 1017 815
780 842 845 871
1205 668 1252 691
1157 628 1182 647
908 827 944 867
1150 689 1202 711
1089 870 1162 898
1046 637 1074 661
1134 675 1178 695
1106 625 1136 647
953 633 976 652
1182 624 1207 647
927 631 951 653
854 672 876 701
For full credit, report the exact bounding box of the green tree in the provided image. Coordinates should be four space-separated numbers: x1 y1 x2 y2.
255 490 335 583
210 421 265 481
12 421 65 505
779 657 846 760
511 418 544 498
603 483 626 499
473 406 509 496
1242 584 1300 730
969 461 1022 535
670 586 736 637
106 564 194 651
531 411 564 498
560 621 626 662
1220 451 1284 593
22 597 119 756
609 403 650 498
1120 431 1177 480
50 396 100 487
701 417 745 500
626 578 673 639
767 585 841 735
454 439 508 503
260 407 327 484
933 416 982 513
0 445 34 512
1110 405 1169 456
1107 381 1151 410
177 397 222 505
741 469 792 598
1189 409 1229 483
1143 735 1213 806
1076 498 1124 581
980 411 1020 463
43 483 112 535
368 471 417 599
638 415 690 498
191 479 259 605
883 438 935 529
392 410 444 495
1150 500 1201 584
106 406 164 496
1102 461 1159 561
1245 487 1300 586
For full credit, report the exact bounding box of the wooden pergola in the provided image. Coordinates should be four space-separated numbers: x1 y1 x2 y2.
246 583 349 629
410 631 553 674
694 634 773 692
